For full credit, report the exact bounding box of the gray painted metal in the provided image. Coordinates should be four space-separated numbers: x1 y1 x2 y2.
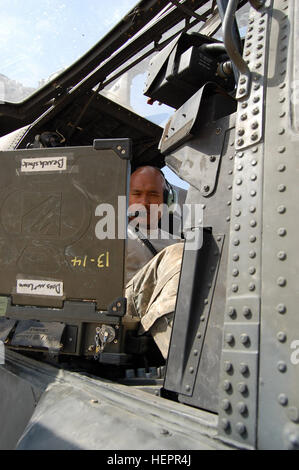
1 350 229 450
258 0 299 450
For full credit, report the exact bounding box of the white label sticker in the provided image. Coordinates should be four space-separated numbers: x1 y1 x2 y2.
21 156 67 172
17 279 64 297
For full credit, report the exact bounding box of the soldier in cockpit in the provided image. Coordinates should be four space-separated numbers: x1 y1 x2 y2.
125 166 184 359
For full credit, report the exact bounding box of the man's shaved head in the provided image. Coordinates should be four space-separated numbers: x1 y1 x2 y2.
129 166 166 228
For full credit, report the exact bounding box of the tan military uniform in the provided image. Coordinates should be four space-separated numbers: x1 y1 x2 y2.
125 242 184 358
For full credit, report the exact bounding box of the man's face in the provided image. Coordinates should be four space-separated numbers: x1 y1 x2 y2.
129 167 165 229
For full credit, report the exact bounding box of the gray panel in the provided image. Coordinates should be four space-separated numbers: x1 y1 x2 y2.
165 114 236 412
0 145 129 310
217 0 274 449
0 366 38 449
258 0 299 450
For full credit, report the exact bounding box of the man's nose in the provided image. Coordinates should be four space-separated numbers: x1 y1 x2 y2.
139 194 151 206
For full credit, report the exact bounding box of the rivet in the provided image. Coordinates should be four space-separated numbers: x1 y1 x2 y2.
247 34 252 40
280 111 286 118
252 147 258 153
238 129 244 137
249 250 256 258
256 53 262 59
237 164 243 171
279 83 286 89
240 334 250 345
249 266 256 275
258 27 265 33
279 97 286 103
221 418 230 431
234 224 241 231
254 84 260 91
229 155 234 160
204 299 209 305
288 407 299 424
258 35 264 41
277 332 287 342
236 422 246 436
249 282 255 291
250 236 256 244
250 190 257 196
228 184 232 190
227 201 231 206
252 107 260 115
243 307 251 318
278 128 285 135
221 399 231 411
185 384 191 391
236 194 242 201
251 133 259 141
235 209 241 216
237 402 248 415
225 333 234 345
277 361 287 372
232 269 239 277
233 239 240 246
278 146 286 153
239 89 246 96
251 122 259 130
278 184 286 192
249 206 256 213
240 113 247 121
278 227 287 236
256 62 262 69
240 363 249 374
278 393 288 406
197 332 201 339
224 361 233 373
277 205 286 214
226 216 231 222
238 382 248 394
277 251 286 260
194 349 198 356
228 307 236 318
238 152 244 158
228 169 233 175
250 220 257 227
233 254 239 262
236 178 242 185
251 159 257 166
241 102 248 108
257 44 263 50
223 380 232 392
277 304 286 314
278 164 286 172
237 138 244 146
240 77 246 85
277 277 286 287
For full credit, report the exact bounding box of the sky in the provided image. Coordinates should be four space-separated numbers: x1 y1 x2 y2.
0 0 138 89
0 0 188 189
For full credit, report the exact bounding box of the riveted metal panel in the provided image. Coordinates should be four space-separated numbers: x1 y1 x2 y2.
235 0 273 149
217 0 275 449
258 0 299 450
164 114 236 412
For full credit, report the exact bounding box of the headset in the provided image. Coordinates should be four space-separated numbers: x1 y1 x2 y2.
155 168 178 208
